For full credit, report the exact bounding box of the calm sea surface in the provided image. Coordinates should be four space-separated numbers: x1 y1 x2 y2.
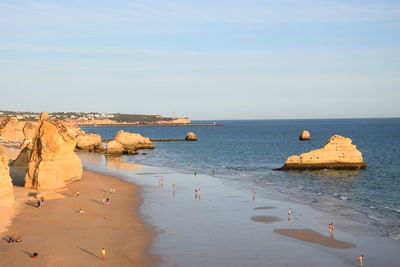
85 118 400 240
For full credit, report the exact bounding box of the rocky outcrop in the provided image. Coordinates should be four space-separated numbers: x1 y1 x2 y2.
115 130 155 150
278 135 366 170
25 113 83 190
76 133 104 152
11 141 33 169
23 121 37 140
299 130 310 141
0 117 26 142
104 130 152 155
105 140 126 155
185 132 197 141
0 144 14 207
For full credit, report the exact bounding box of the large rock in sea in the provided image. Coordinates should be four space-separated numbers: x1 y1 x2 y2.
185 132 197 141
114 130 155 150
0 144 14 207
0 117 26 142
278 135 366 170
105 140 125 155
299 130 310 141
76 133 104 152
25 113 83 190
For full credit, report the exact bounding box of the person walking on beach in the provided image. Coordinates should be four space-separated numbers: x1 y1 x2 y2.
252 189 256 200
288 208 292 216
101 248 106 259
106 197 110 205
329 223 335 239
357 254 364 266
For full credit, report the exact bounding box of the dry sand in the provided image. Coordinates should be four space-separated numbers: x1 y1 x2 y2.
274 229 356 249
0 170 159 267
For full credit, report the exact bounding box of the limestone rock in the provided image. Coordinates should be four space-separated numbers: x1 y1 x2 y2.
25 114 83 190
0 117 26 142
105 140 125 155
185 132 197 141
278 135 366 170
299 130 310 141
114 130 154 150
0 144 14 207
23 121 37 140
76 133 104 152
11 143 33 169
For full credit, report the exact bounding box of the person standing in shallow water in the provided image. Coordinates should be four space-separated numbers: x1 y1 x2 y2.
357 254 364 266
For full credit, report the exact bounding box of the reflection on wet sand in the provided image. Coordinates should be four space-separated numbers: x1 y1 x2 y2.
274 229 356 249
251 216 281 223
105 155 142 171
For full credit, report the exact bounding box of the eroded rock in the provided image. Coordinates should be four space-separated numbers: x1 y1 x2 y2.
185 132 197 141
278 135 366 170
25 113 82 190
76 133 104 152
0 144 14 207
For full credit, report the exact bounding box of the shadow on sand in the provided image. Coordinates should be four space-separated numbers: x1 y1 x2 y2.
76 246 104 260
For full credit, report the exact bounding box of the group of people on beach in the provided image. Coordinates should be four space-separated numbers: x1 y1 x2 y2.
7 236 21 243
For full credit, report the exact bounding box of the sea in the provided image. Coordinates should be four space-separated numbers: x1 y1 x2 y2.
84 118 400 241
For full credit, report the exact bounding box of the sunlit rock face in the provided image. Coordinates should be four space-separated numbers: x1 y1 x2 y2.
0 144 14 207
278 135 366 170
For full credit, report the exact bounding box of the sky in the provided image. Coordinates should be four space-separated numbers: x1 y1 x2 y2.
0 0 399 120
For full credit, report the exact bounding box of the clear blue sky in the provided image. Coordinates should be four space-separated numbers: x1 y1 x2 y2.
0 0 399 119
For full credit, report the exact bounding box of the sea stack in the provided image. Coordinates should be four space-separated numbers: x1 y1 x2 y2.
185 132 197 141
277 135 366 170
76 133 104 152
0 144 15 207
25 112 83 190
105 130 153 155
299 130 311 141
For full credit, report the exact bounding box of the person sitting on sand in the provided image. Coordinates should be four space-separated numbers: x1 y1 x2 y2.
78 208 85 213
101 248 106 259
31 252 38 258
7 237 14 243
76 191 80 197
15 236 22 242
106 197 110 205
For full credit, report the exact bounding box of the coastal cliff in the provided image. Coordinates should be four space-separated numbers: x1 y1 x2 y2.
278 135 366 170
0 144 14 207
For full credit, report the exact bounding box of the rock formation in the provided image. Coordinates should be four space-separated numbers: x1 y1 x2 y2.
278 135 366 170
76 133 104 152
23 121 37 140
114 130 154 150
0 144 14 207
185 132 197 141
0 117 26 142
105 140 126 155
299 130 310 141
25 112 83 190
11 141 33 169
104 130 153 155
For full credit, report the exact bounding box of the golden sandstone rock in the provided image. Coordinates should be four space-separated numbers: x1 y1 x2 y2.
279 135 366 170
0 117 26 142
114 130 155 150
76 133 104 152
0 144 14 207
185 132 197 141
299 130 311 141
24 113 82 190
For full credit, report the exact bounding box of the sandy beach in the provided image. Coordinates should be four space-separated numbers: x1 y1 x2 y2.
0 169 159 267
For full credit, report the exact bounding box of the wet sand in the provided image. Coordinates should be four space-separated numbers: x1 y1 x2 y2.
251 215 281 223
253 206 276 210
274 229 356 248
0 170 159 266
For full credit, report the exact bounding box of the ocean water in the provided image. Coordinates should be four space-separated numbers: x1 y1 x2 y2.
85 118 400 240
